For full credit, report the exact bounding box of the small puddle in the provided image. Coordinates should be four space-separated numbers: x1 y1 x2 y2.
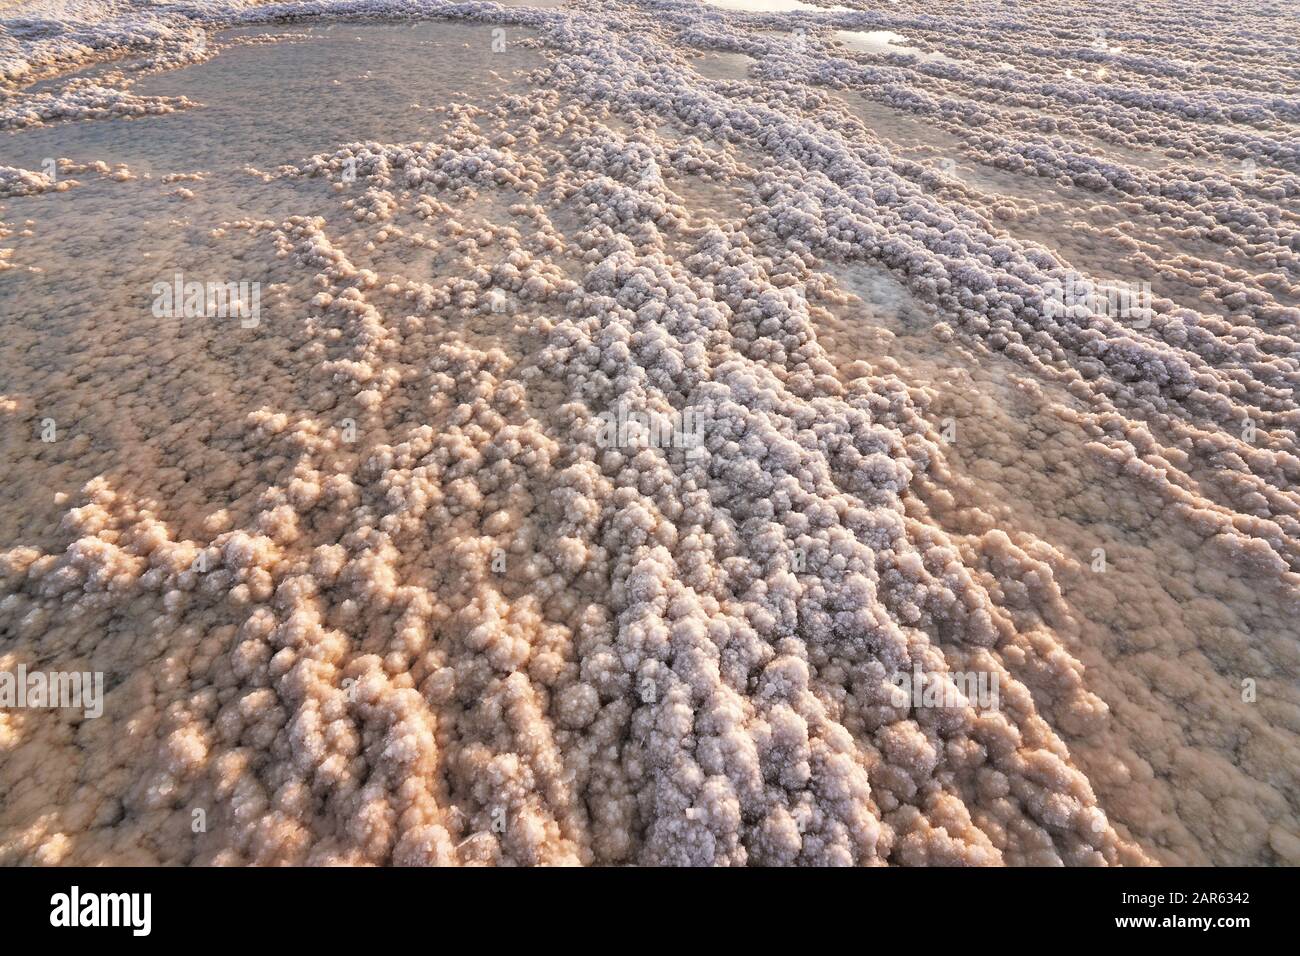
833 29 961 67
689 49 757 81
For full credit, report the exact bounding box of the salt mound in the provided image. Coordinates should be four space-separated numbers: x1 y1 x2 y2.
0 0 1297 866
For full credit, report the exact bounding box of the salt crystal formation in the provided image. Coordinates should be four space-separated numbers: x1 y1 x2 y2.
0 0 1297 866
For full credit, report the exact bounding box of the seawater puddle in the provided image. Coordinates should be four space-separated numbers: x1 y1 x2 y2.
0 19 548 545
2 19 547 269
5 21 543 177
833 29 959 67
834 29 909 55
688 49 757 82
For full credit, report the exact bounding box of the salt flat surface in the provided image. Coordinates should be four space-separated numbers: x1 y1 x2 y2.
0 0 1297 867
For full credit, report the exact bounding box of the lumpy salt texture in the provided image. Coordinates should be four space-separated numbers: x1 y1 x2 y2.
0 0 1297 866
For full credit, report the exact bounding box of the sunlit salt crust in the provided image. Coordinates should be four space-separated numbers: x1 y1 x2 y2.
0 0 1297 867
